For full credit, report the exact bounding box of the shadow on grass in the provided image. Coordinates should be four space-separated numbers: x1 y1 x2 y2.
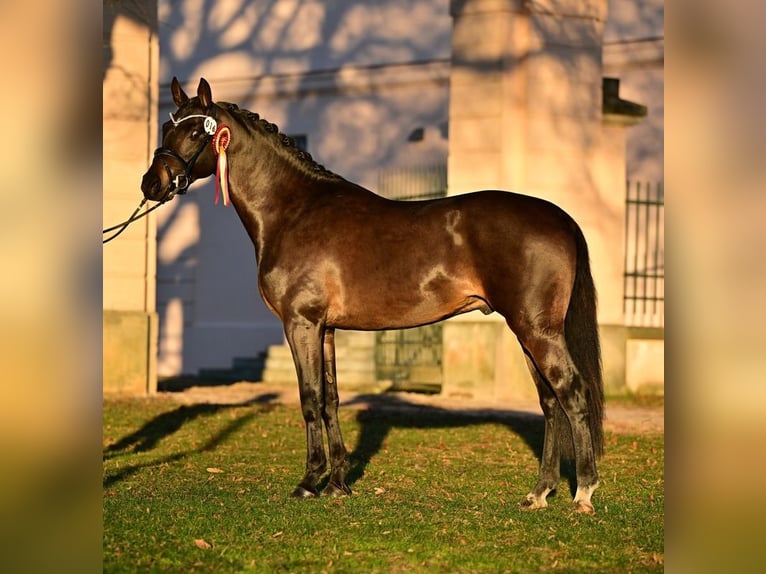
341 394 578 498
157 375 251 393
104 390 577 497
103 393 279 488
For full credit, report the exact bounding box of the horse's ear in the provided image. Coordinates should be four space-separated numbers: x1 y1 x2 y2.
171 77 189 107
198 78 213 110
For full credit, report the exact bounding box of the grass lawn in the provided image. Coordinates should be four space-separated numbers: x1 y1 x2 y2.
103 394 663 573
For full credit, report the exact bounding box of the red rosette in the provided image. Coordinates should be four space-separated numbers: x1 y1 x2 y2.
212 125 231 206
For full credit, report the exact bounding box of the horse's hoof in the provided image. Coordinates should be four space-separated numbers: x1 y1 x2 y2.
573 483 597 514
520 493 547 510
574 500 595 514
321 482 352 498
291 486 318 499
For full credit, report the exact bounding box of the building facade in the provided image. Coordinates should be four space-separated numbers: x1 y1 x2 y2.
104 0 663 395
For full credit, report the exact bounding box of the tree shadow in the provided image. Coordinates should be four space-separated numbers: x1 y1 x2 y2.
103 393 280 488
156 374 264 393
341 393 578 498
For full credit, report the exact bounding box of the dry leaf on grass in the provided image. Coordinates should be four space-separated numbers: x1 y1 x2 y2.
194 538 212 550
206 467 224 473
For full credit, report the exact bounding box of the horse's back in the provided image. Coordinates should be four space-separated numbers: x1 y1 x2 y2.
422 189 580 268
441 189 576 231
312 186 580 290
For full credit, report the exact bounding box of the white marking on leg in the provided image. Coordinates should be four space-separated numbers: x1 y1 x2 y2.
573 481 599 514
522 487 553 510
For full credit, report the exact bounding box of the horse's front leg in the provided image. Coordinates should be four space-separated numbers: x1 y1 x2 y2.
284 316 327 498
320 328 351 497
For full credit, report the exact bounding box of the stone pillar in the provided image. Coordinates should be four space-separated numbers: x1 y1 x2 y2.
443 0 630 400
103 0 159 395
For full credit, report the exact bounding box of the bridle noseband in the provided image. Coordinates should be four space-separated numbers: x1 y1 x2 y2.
152 106 219 201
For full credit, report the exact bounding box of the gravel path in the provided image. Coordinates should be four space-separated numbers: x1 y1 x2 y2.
165 381 664 435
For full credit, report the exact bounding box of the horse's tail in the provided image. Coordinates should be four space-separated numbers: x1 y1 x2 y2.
558 222 605 459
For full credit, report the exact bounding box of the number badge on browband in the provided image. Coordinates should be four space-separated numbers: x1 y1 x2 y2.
204 116 218 135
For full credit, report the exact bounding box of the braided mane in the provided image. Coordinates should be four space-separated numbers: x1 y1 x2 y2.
220 102 344 182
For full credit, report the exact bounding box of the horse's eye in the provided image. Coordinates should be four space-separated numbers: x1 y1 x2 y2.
191 129 201 140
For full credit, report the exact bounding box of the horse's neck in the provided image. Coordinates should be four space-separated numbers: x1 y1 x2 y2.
225 128 330 259
229 139 319 207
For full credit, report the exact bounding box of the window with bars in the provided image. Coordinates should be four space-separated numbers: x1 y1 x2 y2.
624 181 664 328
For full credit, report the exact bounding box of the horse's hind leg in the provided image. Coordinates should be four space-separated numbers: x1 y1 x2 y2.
320 328 351 497
520 356 565 510
520 333 599 514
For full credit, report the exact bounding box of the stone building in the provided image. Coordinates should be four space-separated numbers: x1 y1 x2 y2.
103 0 663 397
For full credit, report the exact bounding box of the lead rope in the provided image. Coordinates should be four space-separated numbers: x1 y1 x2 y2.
102 199 164 244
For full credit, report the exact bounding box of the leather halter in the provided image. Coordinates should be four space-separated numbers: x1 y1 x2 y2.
152 105 218 201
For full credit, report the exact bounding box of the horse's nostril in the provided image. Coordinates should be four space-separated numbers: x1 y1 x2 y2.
141 173 161 198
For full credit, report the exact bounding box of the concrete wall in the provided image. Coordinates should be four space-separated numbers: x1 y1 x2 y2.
604 0 664 182
157 0 452 82
103 0 159 395
605 0 664 395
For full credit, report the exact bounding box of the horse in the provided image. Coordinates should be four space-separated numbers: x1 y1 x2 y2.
141 77 605 514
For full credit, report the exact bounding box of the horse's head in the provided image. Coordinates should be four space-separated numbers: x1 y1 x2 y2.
141 77 219 203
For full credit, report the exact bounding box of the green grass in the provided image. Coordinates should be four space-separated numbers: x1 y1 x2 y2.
604 393 665 408
103 396 664 573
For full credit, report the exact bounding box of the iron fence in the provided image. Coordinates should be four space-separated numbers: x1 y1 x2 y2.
624 181 664 327
377 164 447 201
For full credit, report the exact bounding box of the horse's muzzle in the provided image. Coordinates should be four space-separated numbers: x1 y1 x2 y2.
141 168 177 203
141 171 160 198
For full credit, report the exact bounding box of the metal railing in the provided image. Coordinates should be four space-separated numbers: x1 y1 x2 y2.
624 181 664 328
377 164 447 201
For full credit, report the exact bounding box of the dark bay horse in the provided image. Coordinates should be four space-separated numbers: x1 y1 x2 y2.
141 78 605 514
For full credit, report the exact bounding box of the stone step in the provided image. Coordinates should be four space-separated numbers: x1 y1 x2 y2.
264 355 295 371
264 344 292 359
198 368 255 382
264 360 375 373
261 345 294 383
264 345 375 370
262 369 297 384
262 342 377 387
264 344 374 361
261 364 376 381
196 354 266 383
